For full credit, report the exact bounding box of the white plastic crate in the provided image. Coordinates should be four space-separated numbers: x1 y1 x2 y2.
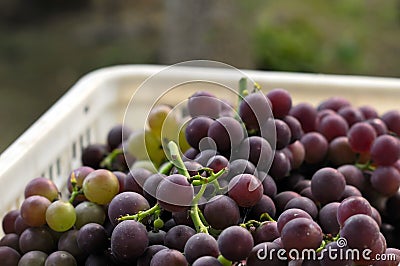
1 63 400 234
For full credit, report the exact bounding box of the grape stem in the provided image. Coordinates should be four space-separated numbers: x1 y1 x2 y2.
100 148 124 169
68 172 83 203
218 254 232 266
118 203 162 222
167 141 190 178
190 184 209 234
260 212 275 222
159 161 174 175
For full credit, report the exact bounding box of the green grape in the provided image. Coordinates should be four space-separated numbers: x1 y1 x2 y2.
74 201 106 229
148 104 173 137
82 169 120 205
178 120 191 153
127 130 165 166
131 160 158 173
46 200 76 232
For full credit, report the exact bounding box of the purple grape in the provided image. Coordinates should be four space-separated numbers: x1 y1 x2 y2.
77 223 108 254
208 116 245 153
185 116 214 150
217 226 254 262
274 191 301 215
359 105 379 119
289 102 317 132
281 217 323 251
370 134 400 166
259 171 277 198
284 196 318 219
2 210 19 235
269 150 291 180
337 106 365 126
341 185 362 199
0 246 21 265
366 118 388 136
347 122 376 153
192 256 223 266
108 192 150 226
311 167 346 204
107 124 132 150
382 109 400 136
337 196 372 227
317 113 349 142
150 248 188 266
204 195 240 230
266 88 292 118
276 208 312 234
370 166 400 196
337 164 366 192
137 245 168 266
164 225 196 252
300 132 328 164
253 221 280 244
228 174 263 208
183 233 219 264
239 92 272 132
237 136 273 172
318 202 340 235
327 136 357 166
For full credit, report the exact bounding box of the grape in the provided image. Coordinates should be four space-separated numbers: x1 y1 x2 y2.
370 166 400 196
253 221 280 244
259 172 277 198
24 177 59 202
269 150 291 180
370 134 400 166
217 225 254 262
137 245 168 266
148 230 167 245
239 92 272 132
82 169 119 205
171 160 203 177
108 192 150 226
337 196 372 227
373 248 400 266
2 210 19 235
340 214 380 250
142 173 166 204
283 115 303 144
382 109 400 136
347 122 377 153
366 118 388 136
317 97 351 112
274 191 301 215
183 147 199 160
192 256 223 266
188 91 221 119
74 201 106 229
127 129 164 166
281 217 323 251
300 132 328 164
337 164 366 191
20 195 51 227
0 234 19 253
81 144 108 169
124 167 153 194
266 88 292 118
111 220 149 263
287 140 305 169
67 166 93 195
156 174 194 213
208 116 245 153
107 124 132 150
284 196 318 219
359 105 379 119
77 223 108 254
44 251 77 266
337 106 365 126
228 174 263 208
0 246 20 265
164 225 196 252
327 136 357 166
226 159 257 181
289 102 317 132
185 116 214 150
371 207 382 228
18 250 48 266
183 233 219 264
206 155 229 173
147 105 173 137
46 200 76 232
237 136 273 172
14 215 28 236
150 248 188 266
246 242 286 266
311 167 346 204
19 227 55 254
249 195 276 220
276 208 312 233
341 185 362 199
317 113 348 142
318 202 340 235
57 229 87 263
293 179 311 193
274 119 291 149
194 149 218 166
203 195 240 230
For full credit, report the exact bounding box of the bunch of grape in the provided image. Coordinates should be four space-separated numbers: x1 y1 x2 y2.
1 79 400 266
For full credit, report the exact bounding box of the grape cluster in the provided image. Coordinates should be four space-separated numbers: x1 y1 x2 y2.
1 79 400 266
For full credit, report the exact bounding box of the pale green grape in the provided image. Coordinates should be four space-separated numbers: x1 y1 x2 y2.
130 160 158 173
127 130 165 166
46 200 76 232
148 104 173 138
74 201 106 229
82 169 120 205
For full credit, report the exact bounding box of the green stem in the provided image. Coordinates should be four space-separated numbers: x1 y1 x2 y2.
190 184 209 233
218 255 232 266
260 212 276 222
191 167 227 186
159 161 174 175
238 77 248 106
316 240 327 253
100 148 123 169
167 141 190 178
68 189 83 204
118 203 161 222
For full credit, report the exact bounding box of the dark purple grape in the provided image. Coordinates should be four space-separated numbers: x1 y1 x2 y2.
183 233 219 264
340 214 380 251
171 160 203 177
318 202 340 235
113 171 127 193
253 221 280 244
14 215 28 235
317 113 349 142
370 166 400 196
0 246 21 265
311 167 346 204
274 119 291 149
142 174 166 205
194 149 218 166
237 136 273 172
164 225 196 252
299 187 316 202
124 168 153 194
58 229 87 263
226 159 257 181
45 251 77 266
300 132 328 164
284 196 318 219
266 88 292 119
204 195 240 230
185 116 214 149
337 164 366 192
359 105 378 119
281 217 323 251
183 147 200 161
81 144 108 169
228 174 263 208
192 256 222 266
188 91 221 119
337 106 365 126
249 195 276 220
77 223 108 254
371 207 382 228
347 122 376 153
382 109 400 136
156 174 194 213
18 250 48 266
283 115 303 144
0 233 19 252
317 97 351 112
208 116 245 153
246 242 286 266
150 248 188 266
269 150 291 180
67 166 94 195
217 225 254 262
259 172 277 198
276 208 312 234
137 245 168 266
111 220 149 263
287 141 305 169
341 185 362 199
274 191 301 215
373 248 400 266
293 179 311 193
20 195 51 227
370 134 400 166
148 230 167 245
108 192 150 226
19 226 56 254
328 136 357 166
2 210 19 235
366 118 388 136
289 102 317 132
107 124 132 150
337 196 372 227
239 92 272 132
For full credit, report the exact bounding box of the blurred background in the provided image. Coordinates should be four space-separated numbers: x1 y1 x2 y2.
0 0 399 153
